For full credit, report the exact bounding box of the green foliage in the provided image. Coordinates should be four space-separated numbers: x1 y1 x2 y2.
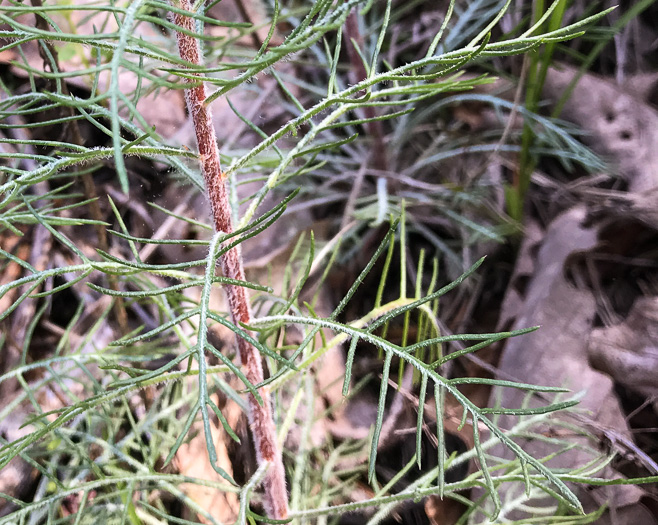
0 1 652 524
513 0 656 221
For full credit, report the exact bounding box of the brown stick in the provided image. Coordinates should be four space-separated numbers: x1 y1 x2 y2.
169 1 288 518
30 0 127 330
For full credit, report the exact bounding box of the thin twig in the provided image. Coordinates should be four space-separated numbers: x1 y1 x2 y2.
344 9 389 173
29 0 128 330
169 1 288 518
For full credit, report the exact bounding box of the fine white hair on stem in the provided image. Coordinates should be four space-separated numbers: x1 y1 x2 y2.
169 0 289 519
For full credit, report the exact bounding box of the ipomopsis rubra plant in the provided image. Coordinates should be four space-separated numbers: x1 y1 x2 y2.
0 0 646 523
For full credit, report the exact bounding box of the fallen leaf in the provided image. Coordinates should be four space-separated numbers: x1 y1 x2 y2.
175 393 241 524
544 65 658 192
489 206 653 521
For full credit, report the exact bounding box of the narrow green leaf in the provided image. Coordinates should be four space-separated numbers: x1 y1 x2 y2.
368 350 393 483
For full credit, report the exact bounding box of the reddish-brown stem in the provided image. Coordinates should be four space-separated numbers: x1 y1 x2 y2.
345 10 388 174
170 1 288 519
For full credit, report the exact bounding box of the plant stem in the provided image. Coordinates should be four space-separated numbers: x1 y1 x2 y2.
344 10 388 174
169 1 288 518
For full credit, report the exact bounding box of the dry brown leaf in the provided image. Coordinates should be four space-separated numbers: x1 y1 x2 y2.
95 69 186 141
589 296 658 404
0 235 27 320
544 65 658 192
207 0 284 48
174 394 242 524
7 3 187 139
490 206 653 522
425 494 465 525
0 48 16 63
0 412 37 517
584 187 658 231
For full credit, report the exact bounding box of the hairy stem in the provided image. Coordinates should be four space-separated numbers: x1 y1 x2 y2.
169 1 288 518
